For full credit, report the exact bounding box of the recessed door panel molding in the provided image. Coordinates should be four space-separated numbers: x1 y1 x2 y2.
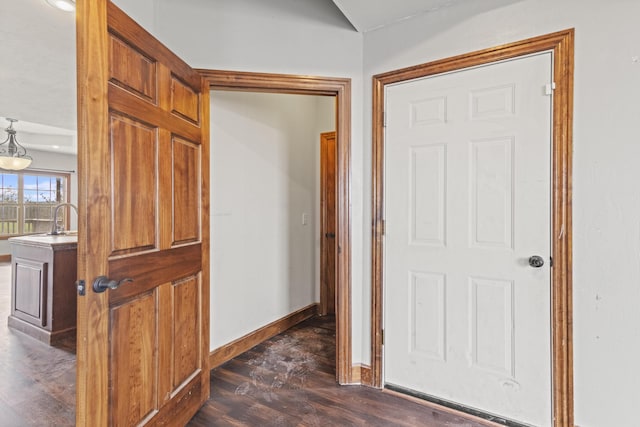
410 97 447 127
172 136 201 246
110 292 157 424
171 75 200 124
410 144 446 246
470 84 516 120
469 136 514 250
110 113 158 256
14 260 47 325
109 34 157 103
409 271 446 361
172 274 201 390
469 276 515 377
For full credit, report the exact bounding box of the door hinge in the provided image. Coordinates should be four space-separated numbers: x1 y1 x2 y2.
383 111 387 128
381 219 386 236
544 82 556 95
550 256 553 267
381 329 384 345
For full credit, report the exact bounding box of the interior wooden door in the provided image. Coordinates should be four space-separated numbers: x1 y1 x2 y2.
320 131 337 315
76 1 210 425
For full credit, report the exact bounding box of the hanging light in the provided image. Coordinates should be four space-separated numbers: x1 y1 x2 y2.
45 0 75 12
0 119 33 171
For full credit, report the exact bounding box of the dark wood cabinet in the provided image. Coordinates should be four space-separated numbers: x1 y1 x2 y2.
7 235 77 344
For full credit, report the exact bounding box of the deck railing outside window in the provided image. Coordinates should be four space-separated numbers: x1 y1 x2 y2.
0 172 70 237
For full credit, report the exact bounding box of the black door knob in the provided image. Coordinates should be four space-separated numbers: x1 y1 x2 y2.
528 255 545 268
92 276 134 293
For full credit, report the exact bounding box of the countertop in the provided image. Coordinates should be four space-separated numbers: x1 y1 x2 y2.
8 233 78 250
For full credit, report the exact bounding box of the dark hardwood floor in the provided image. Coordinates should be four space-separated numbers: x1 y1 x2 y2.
189 316 499 427
0 262 497 426
0 263 76 427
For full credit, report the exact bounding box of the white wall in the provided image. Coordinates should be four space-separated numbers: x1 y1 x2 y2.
210 91 335 349
0 149 78 255
109 4 640 424
363 1 640 426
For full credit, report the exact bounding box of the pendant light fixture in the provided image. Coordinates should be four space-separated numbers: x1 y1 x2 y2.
0 119 33 171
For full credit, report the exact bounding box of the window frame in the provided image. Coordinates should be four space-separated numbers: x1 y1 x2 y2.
0 169 71 240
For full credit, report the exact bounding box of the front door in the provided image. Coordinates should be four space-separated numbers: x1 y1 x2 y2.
384 53 552 426
76 1 210 425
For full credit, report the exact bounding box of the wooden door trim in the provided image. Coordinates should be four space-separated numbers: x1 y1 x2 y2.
198 69 353 384
76 0 110 424
370 29 574 427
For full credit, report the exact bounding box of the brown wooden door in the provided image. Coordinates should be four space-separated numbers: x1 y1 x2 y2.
76 1 210 425
320 131 337 315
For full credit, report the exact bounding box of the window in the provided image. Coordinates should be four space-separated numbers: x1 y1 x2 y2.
0 171 70 237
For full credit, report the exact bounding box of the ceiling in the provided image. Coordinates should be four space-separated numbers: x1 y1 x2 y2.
0 0 76 154
1 0 471 155
331 0 464 32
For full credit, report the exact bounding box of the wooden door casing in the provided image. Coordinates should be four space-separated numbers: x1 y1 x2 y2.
76 1 210 425
200 70 353 384
320 131 337 316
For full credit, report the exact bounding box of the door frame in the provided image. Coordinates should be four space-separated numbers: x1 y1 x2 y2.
320 131 337 316
370 30 574 426
197 70 353 384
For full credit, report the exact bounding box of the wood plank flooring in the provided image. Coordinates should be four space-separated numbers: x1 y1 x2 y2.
189 316 500 427
0 260 499 426
0 263 76 427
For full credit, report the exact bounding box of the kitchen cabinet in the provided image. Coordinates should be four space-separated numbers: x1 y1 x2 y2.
7 234 77 344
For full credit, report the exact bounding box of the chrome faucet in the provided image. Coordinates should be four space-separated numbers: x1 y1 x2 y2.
50 203 78 235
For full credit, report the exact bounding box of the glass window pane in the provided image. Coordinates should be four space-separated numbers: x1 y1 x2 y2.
23 189 38 203
0 173 18 203
0 205 18 234
24 204 54 233
2 174 18 189
0 173 69 235
23 175 37 189
37 176 54 188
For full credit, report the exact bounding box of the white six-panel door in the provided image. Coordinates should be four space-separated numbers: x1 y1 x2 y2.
384 53 553 426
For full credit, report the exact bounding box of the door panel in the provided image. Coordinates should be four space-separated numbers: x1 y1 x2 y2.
77 1 209 425
384 53 552 426
109 34 157 102
173 275 201 387
110 293 156 424
173 138 201 244
171 77 200 123
409 144 445 246
110 114 157 254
